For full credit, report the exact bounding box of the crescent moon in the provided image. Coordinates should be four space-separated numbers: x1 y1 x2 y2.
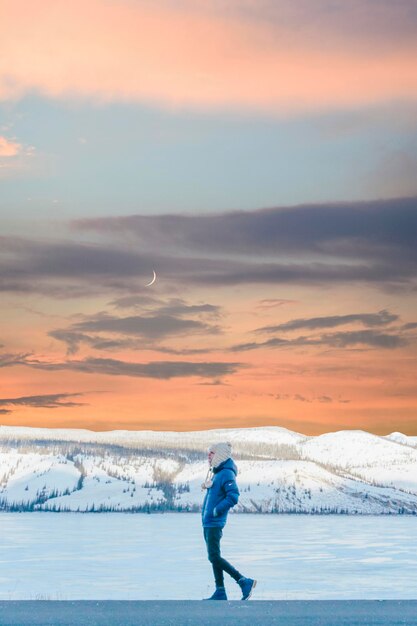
145 270 157 287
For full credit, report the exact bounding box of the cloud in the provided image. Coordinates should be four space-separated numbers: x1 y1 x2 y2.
0 392 87 410
231 337 291 352
318 396 333 403
48 329 129 355
23 356 243 380
111 295 221 317
256 310 398 334
403 322 417 330
49 329 215 356
370 148 417 198
271 392 338 403
1 0 416 113
227 0 417 49
321 330 407 349
2 197 417 295
0 235 238 295
0 135 35 178
0 136 21 157
256 299 298 310
153 346 215 356
0 236 156 279
293 394 311 403
197 379 230 386
151 300 222 319
231 329 407 352
0 351 242 380
48 297 223 354
194 263 415 288
0 352 31 367
71 313 220 339
110 295 164 309
48 309 221 355
75 196 417 260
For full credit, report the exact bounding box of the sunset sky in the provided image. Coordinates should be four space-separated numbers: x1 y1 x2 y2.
1 0 416 435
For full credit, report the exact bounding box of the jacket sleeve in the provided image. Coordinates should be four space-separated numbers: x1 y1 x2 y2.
201 489 208 518
214 472 239 516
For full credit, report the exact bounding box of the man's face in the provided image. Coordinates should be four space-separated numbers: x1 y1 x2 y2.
208 450 215 465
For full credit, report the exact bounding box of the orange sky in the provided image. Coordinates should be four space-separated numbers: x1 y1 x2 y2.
0 0 416 435
1 278 416 434
2 0 417 112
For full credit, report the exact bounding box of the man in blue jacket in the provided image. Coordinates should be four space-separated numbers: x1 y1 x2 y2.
201 441 257 601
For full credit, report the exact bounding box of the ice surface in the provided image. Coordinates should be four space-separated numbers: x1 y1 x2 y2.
0 513 416 601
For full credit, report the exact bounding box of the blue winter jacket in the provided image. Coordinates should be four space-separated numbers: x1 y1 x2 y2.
201 458 239 528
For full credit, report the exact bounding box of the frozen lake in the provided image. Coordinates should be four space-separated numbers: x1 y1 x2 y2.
0 513 416 601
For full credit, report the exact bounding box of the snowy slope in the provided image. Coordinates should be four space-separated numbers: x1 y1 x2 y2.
385 432 417 448
0 425 305 453
299 430 417 468
0 425 416 514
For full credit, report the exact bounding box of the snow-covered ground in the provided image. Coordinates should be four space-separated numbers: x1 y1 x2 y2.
1 425 417 513
0 513 416 600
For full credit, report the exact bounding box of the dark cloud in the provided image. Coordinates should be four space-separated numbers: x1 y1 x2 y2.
150 346 214 356
0 350 242 380
231 329 407 352
159 0 417 48
402 322 417 330
49 329 214 356
48 302 222 354
74 196 417 261
72 313 220 339
0 280 110 299
154 301 221 318
231 337 292 352
49 296 222 354
1 197 416 295
0 234 237 281
294 394 311 403
0 352 31 367
197 379 230 386
49 330 92 355
318 396 333 403
0 236 154 278
322 330 407 349
256 309 398 334
0 235 239 295
111 295 222 318
72 196 417 290
110 295 163 309
24 357 242 380
48 329 138 355
194 261 415 287
224 0 417 47
256 299 298 310
0 236 134 295
0 408 12 414
271 392 335 403
0 392 86 410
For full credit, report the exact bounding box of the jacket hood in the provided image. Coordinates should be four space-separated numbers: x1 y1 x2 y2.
213 457 237 475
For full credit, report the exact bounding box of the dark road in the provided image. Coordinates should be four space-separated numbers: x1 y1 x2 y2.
0 600 416 626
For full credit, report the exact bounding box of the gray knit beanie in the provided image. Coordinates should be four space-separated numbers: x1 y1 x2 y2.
209 441 232 468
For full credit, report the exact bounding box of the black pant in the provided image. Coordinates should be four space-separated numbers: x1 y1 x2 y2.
203 527 243 588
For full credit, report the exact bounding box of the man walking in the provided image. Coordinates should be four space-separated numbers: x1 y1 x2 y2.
201 441 257 600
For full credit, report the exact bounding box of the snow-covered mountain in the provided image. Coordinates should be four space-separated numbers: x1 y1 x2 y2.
1 425 416 514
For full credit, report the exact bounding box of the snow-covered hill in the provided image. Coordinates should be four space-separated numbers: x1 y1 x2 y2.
0 425 416 514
